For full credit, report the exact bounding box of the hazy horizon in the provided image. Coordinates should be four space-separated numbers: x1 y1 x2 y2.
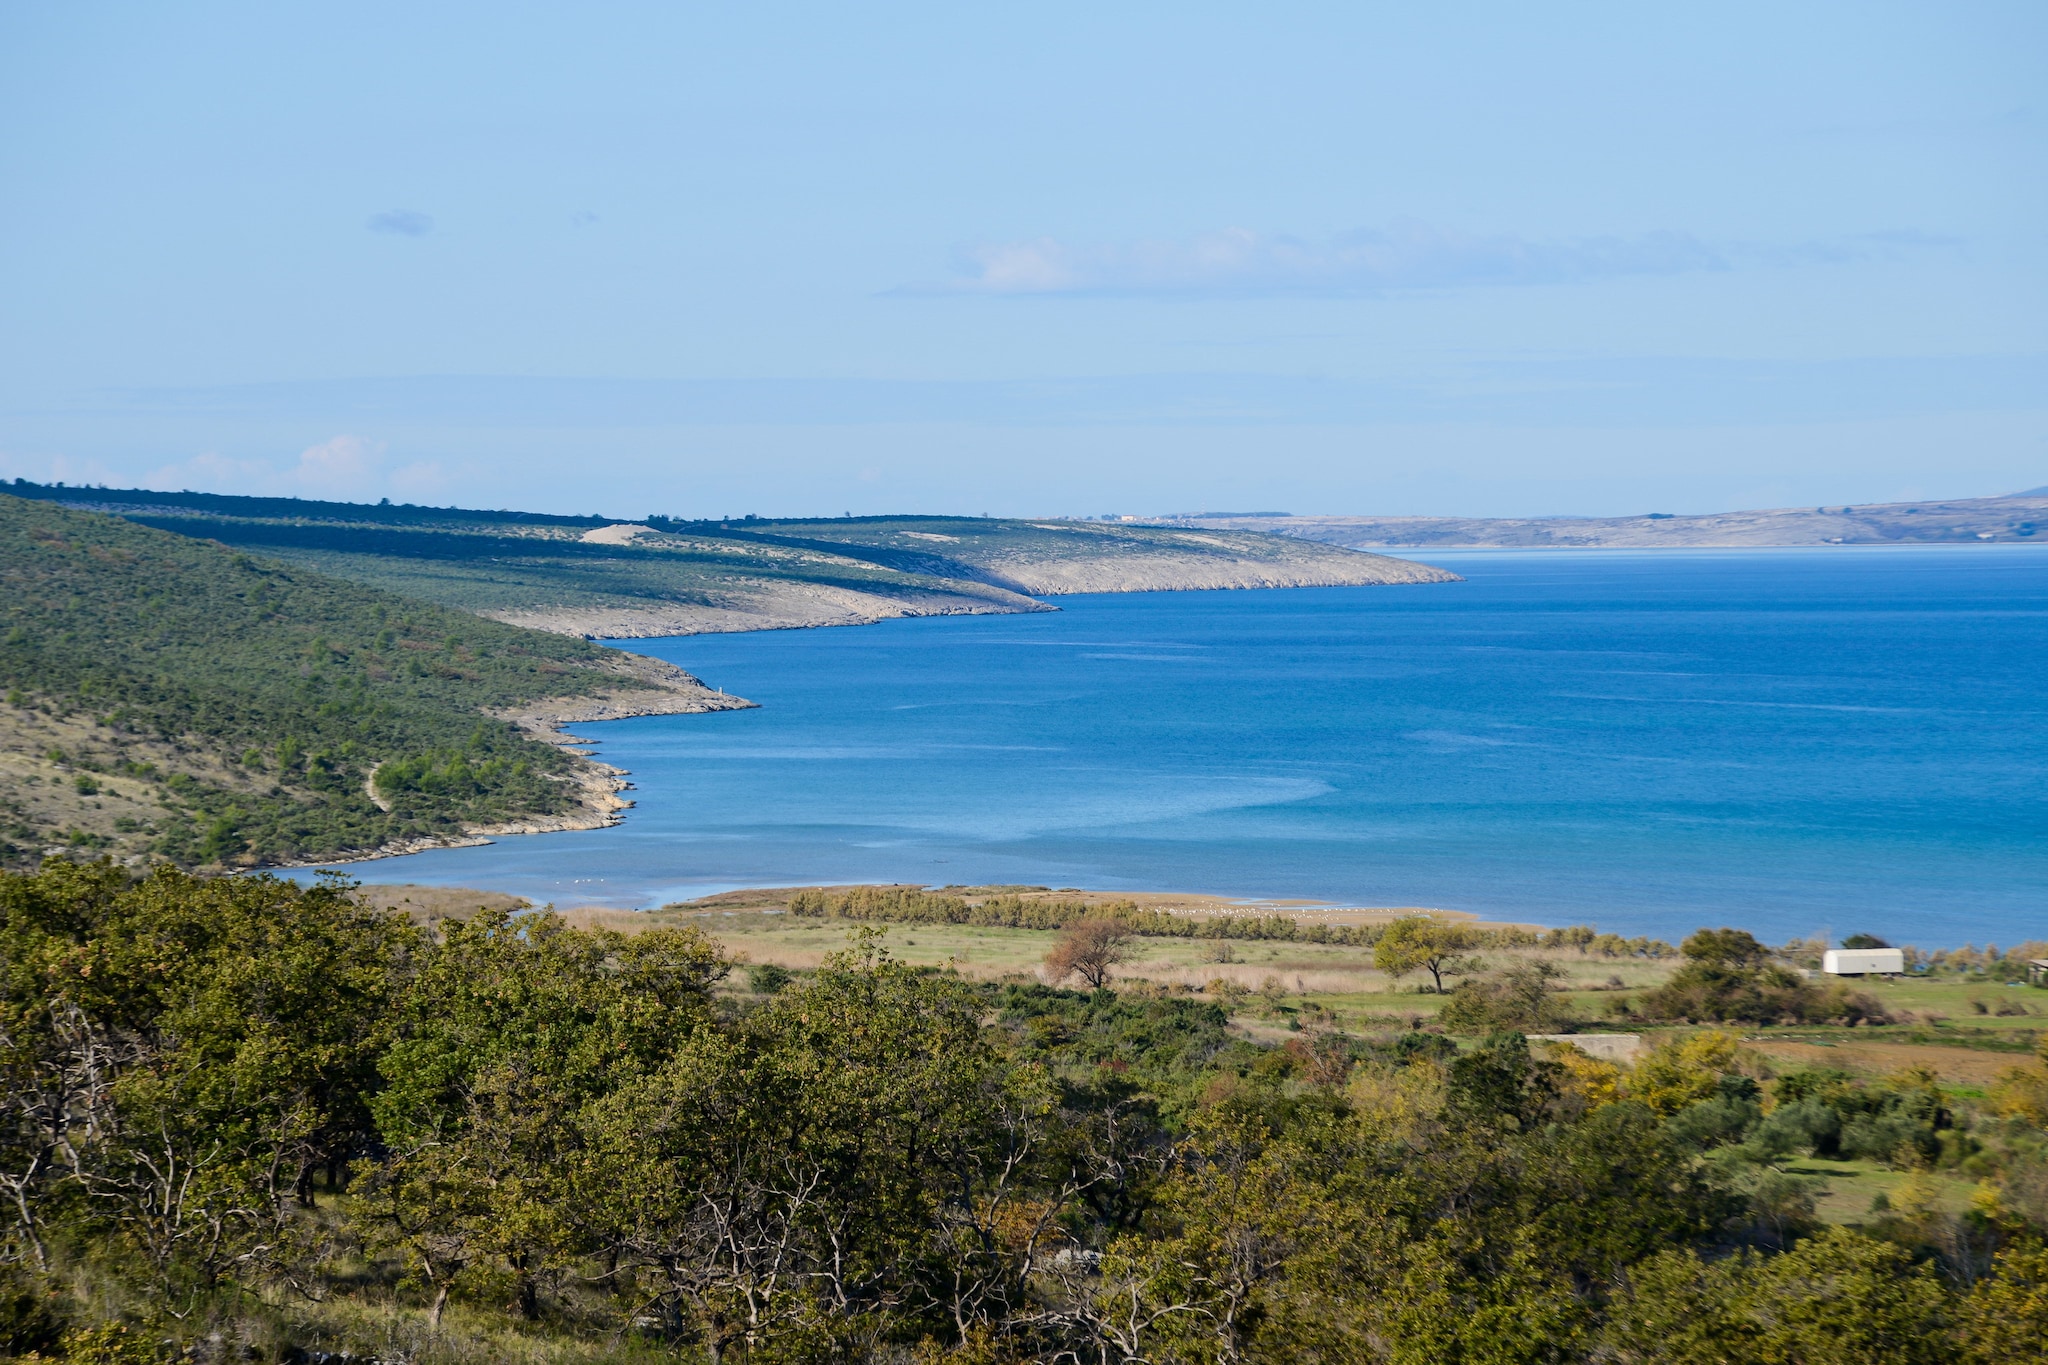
9 469 2045 529
3 3 2042 519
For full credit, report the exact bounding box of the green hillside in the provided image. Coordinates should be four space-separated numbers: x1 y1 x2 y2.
0 494 651 869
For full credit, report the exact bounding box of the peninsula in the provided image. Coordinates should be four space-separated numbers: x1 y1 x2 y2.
6 481 1459 637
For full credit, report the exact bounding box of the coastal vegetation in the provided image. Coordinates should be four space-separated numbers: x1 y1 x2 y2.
5 481 1455 639
0 495 709 871
783 885 1675 956
6 862 2048 1363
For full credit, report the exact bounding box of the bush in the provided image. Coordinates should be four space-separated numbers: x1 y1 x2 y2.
1665 1077 1765 1152
746 962 794 994
1437 960 1579 1034
1601 1229 1954 1364
1631 1032 1747 1116
57 1323 170 1364
0 1265 68 1357
1760 1068 1946 1167
0 861 2010 1363
1639 928 1889 1025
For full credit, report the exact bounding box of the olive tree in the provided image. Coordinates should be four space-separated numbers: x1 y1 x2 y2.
1374 917 1483 994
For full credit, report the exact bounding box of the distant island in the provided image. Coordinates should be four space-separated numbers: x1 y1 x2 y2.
1165 486 2047 548
6 481 1458 638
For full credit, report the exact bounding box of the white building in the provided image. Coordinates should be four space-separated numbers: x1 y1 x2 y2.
1822 948 1905 977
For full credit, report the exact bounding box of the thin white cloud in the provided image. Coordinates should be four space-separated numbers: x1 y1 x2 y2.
291 434 384 494
140 435 426 500
367 209 433 236
904 219 1950 298
141 451 273 491
0 450 125 486
914 221 1723 296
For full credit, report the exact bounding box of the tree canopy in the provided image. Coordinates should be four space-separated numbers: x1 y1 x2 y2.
2 862 2043 1363
1373 916 1483 993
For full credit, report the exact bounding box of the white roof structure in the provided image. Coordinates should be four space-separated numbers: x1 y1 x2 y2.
1822 948 1904 976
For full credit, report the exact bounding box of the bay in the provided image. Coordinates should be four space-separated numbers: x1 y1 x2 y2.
327 547 2048 947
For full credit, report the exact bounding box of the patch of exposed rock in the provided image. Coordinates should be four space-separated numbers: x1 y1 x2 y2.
492 651 756 736
578 522 664 546
977 546 1457 594
483 578 1053 640
473 653 757 837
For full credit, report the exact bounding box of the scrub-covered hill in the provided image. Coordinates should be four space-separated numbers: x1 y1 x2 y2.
0 495 748 870
7 482 1458 637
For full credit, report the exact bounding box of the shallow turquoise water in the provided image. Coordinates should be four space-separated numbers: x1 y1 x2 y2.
331 547 2048 946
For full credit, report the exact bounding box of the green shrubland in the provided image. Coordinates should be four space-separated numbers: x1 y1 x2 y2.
5 862 2048 1363
0 496 634 869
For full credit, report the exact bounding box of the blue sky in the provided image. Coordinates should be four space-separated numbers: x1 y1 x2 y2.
1 2 2042 518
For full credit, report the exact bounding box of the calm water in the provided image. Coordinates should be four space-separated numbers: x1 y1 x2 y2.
329 548 2048 946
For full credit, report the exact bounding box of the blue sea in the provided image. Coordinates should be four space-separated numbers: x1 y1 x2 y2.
327 548 2048 947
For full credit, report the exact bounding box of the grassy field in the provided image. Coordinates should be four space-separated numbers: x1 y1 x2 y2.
529 887 2048 1066
509 890 2048 1050
1790 1156 1981 1224
653 909 1649 1016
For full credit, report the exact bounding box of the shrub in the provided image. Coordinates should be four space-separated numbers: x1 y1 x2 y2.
746 962 794 994
1665 1075 1765 1152
1639 928 1889 1025
1437 959 1579 1034
0 1265 68 1357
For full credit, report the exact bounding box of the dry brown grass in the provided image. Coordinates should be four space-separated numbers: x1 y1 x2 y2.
1114 962 1393 995
1742 1039 2021 1087
353 883 532 924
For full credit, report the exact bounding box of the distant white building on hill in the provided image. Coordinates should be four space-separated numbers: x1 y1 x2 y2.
1822 948 1905 977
